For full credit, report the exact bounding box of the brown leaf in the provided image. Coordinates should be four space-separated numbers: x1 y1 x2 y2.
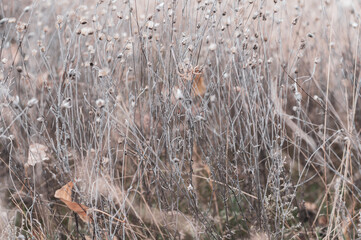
54 181 73 202
192 68 206 97
61 199 91 223
55 182 91 223
193 74 206 97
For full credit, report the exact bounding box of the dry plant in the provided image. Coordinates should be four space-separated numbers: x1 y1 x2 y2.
1 0 361 239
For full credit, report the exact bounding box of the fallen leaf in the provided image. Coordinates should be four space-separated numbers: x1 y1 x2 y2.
28 143 49 166
55 181 91 223
61 199 91 222
54 181 73 202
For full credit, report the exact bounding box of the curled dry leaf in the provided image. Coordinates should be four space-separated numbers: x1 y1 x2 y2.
61 199 91 223
28 143 49 166
192 70 206 97
55 182 91 223
54 181 73 201
177 62 206 97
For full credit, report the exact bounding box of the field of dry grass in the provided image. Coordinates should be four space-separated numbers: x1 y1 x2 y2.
1 0 361 239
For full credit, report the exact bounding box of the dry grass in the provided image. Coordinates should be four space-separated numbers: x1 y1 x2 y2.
1 0 361 239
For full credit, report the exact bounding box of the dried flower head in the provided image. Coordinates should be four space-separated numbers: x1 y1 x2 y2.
99 67 110 77
80 27 94 36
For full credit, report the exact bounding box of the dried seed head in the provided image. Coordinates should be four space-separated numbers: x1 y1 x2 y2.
209 43 217 51
290 83 297 92
99 67 110 77
88 45 95 54
117 12 123 19
156 2 164 11
68 69 79 79
80 27 94 36
351 22 358 28
8 135 15 141
11 95 20 106
174 88 184 100
16 22 27 32
253 43 258 50
147 20 154 29
56 15 64 28
294 92 302 102
125 42 132 51
96 99 105 108
61 98 72 109
79 17 88 24
27 98 38 108
168 9 173 17
252 12 258 20
108 87 114 95
188 44 194 52
300 40 306 50
23 6 31 12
